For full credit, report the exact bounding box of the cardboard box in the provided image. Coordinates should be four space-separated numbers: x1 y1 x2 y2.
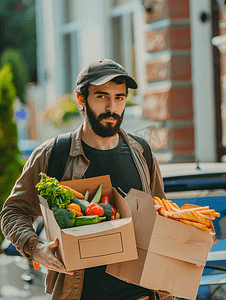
106 189 215 300
39 175 138 271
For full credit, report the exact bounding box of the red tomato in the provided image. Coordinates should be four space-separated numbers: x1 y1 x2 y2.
101 194 110 204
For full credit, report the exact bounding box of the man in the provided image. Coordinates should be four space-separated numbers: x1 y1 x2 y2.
0 59 175 300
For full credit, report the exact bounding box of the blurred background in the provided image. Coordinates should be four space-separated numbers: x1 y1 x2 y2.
1 0 226 298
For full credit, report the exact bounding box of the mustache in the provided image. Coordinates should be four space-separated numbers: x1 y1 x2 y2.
97 112 121 121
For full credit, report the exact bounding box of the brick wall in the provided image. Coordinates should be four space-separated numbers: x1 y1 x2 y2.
142 0 194 163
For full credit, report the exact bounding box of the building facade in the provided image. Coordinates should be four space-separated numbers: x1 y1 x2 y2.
33 0 221 163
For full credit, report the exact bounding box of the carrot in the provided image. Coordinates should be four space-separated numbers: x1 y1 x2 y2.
60 184 84 199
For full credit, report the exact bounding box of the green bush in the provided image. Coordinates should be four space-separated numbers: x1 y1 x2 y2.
0 47 30 104
0 64 24 245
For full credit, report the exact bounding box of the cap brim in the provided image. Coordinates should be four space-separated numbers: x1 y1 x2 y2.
90 74 138 89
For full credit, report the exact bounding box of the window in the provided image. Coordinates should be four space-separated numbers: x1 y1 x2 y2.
112 17 123 66
111 2 137 98
57 0 80 94
63 32 79 94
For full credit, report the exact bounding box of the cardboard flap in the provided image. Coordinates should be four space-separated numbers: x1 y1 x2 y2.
124 189 157 251
113 188 131 218
61 175 113 202
148 215 214 266
38 195 49 208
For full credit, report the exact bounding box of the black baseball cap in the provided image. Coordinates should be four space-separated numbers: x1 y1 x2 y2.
76 58 138 92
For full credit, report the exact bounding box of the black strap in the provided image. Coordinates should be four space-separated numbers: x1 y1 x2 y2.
129 134 153 178
47 132 73 181
47 132 153 183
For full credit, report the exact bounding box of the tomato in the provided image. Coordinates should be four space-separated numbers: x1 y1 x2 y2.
101 194 110 204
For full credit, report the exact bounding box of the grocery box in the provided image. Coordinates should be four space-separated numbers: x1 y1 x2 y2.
39 175 138 272
106 189 215 300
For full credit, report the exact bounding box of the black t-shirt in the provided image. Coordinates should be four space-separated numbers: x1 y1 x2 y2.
81 134 142 194
80 135 152 300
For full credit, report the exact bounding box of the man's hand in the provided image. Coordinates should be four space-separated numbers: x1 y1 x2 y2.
33 238 73 275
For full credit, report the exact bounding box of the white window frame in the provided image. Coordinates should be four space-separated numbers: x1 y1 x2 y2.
54 1 81 96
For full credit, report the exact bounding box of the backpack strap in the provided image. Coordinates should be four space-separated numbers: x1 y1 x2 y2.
129 134 153 178
47 132 73 181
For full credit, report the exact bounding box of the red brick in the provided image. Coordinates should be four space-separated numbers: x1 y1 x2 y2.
169 27 191 51
144 0 189 23
145 0 168 23
149 127 170 151
143 86 170 121
142 85 193 122
146 54 191 82
168 0 190 19
146 27 191 53
146 28 169 52
171 55 192 81
169 86 193 120
171 125 194 154
146 56 170 82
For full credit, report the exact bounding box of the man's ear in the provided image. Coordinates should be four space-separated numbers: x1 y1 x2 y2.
76 93 86 107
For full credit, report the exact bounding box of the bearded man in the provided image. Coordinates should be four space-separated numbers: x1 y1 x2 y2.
0 59 175 300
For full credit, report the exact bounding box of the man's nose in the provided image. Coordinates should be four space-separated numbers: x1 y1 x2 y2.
106 99 117 113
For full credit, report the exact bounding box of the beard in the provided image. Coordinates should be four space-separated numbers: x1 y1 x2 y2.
85 101 124 138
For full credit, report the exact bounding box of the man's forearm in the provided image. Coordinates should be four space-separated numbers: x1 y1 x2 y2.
23 236 44 259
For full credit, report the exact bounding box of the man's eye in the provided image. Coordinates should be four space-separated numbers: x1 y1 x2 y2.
97 95 105 99
116 97 124 100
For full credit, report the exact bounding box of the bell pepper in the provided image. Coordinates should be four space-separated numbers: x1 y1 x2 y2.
111 205 117 215
85 203 104 216
101 193 110 204
74 215 106 226
67 203 84 217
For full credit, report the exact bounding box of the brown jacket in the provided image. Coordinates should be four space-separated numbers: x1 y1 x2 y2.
0 126 174 300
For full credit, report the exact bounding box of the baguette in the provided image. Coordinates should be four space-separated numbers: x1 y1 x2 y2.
171 210 212 228
178 219 211 231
